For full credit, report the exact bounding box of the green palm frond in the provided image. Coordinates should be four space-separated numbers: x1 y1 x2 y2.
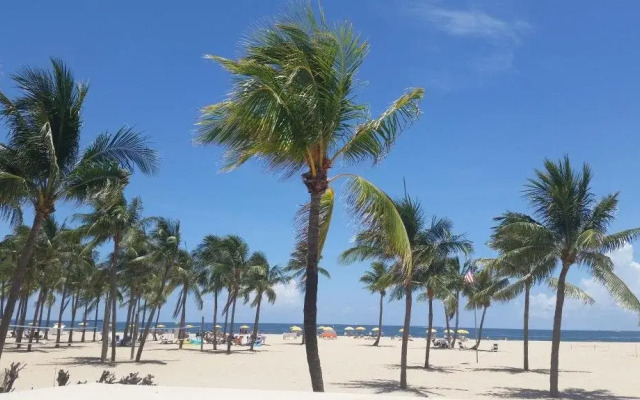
336 88 424 165
345 176 411 267
547 278 595 305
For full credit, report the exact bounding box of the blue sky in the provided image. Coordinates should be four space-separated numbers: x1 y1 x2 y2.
1 0 640 330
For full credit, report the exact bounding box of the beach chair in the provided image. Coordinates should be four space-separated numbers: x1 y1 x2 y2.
493 343 499 352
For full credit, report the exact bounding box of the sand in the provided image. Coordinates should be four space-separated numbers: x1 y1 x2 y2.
1 334 639 399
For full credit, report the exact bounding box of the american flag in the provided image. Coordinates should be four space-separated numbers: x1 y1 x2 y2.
463 270 475 284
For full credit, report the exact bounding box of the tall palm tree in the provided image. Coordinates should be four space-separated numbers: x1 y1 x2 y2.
464 268 509 350
359 262 391 347
76 192 146 362
441 257 474 349
0 58 158 359
136 218 182 361
213 235 263 355
342 195 472 387
196 6 423 391
495 157 640 396
194 235 228 351
484 212 594 371
172 250 204 350
242 256 286 351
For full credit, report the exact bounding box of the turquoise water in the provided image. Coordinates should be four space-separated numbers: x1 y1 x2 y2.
64 321 640 342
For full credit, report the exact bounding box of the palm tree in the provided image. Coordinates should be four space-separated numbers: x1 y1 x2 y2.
194 235 228 351
242 255 286 351
464 268 509 350
76 192 146 362
172 250 204 350
0 58 158 359
442 257 474 349
136 218 182 361
212 235 263 355
484 212 594 371
495 157 640 396
359 262 391 347
342 195 472 387
196 5 423 390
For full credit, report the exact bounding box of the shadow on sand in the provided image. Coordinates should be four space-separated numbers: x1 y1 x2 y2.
485 387 639 400
383 364 462 374
473 366 590 375
337 378 438 397
37 356 173 367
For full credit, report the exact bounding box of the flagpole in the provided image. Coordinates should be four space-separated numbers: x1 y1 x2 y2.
474 307 478 364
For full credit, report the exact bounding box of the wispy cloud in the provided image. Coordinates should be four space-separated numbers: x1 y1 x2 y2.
414 6 531 43
403 2 532 86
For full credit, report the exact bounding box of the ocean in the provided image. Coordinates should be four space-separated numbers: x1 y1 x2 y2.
56 321 640 343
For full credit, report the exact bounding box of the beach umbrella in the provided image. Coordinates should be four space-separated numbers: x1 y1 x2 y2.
399 328 404 333
28 322 33 326
355 327 366 331
427 328 437 333
156 324 166 328
372 327 380 331
214 324 222 328
344 326 354 331
457 329 469 335
239 325 250 329
185 324 194 329
290 326 302 332
321 327 335 332
78 322 87 327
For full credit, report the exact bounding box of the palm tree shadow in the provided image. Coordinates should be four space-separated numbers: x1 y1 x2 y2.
474 367 590 375
486 387 639 399
37 356 172 367
337 378 437 397
384 364 461 374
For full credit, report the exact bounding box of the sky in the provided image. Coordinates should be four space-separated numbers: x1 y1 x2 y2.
1 0 640 331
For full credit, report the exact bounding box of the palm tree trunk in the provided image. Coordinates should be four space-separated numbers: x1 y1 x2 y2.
136 263 172 361
0 211 46 361
473 306 488 349
56 285 67 348
100 293 111 362
524 282 530 371
303 189 324 392
373 292 384 346
131 296 140 359
250 294 262 351
400 282 413 389
550 264 570 397
67 292 78 345
451 291 460 349
27 290 44 351
444 303 451 345
178 287 187 350
92 297 99 342
0 281 4 318
45 300 53 340
212 290 218 350
110 237 120 362
15 295 28 348
37 289 47 343
222 289 230 338
81 303 88 342
141 299 148 339
123 296 134 341
225 291 238 354
424 293 434 369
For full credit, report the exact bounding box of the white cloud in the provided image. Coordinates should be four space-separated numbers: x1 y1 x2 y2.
404 2 531 81
529 292 556 318
273 281 303 308
415 7 530 43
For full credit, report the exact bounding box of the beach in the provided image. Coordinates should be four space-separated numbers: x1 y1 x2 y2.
2 335 639 399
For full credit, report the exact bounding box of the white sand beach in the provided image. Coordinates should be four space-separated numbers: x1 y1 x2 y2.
2 335 639 399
